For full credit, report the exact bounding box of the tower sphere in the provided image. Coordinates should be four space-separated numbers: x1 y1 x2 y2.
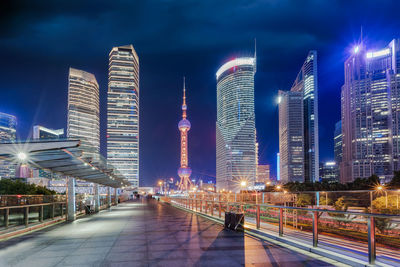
178 119 191 130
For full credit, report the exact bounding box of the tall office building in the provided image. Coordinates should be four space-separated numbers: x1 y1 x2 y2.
291 51 319 183
67 68 100 161
0 112 16 142
216 56 257 192
256 164 270 183
107 45 139 187
334 121 342 166
341 39 400 183
32 125 64 181
319 161 338 183
33 125 64 140
278 90 304 183
0 112 17 178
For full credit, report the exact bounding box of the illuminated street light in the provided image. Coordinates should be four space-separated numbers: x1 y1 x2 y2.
276 185 281 190
240 181 247 187
17 152 27 161
376 185 383 191
354 45 360 54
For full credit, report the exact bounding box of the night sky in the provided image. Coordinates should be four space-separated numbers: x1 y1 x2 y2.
1 1 400 186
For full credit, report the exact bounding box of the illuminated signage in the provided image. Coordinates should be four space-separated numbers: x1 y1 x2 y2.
366 48 390 59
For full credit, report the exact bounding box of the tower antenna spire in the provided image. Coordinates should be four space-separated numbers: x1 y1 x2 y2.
254 38 257 72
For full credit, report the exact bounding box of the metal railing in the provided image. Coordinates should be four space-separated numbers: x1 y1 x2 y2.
0 202 66 229
168 196 400 265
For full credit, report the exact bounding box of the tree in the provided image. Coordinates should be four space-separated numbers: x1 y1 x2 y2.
372 195 399 233
0 179 56 195
388 171 400 189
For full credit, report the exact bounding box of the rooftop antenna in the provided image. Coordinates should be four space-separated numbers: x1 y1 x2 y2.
254 38 257 72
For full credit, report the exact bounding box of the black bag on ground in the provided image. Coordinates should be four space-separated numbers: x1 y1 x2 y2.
224 212 244 232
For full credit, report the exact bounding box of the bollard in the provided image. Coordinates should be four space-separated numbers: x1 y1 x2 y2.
279 208 283 236
256 205 261 229
312 211 318 247
368 216 376 265
24 207 29 227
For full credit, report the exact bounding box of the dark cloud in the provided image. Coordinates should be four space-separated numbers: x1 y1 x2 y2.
1 0 400 185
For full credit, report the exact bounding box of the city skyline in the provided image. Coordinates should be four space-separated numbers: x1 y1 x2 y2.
2 1 400 186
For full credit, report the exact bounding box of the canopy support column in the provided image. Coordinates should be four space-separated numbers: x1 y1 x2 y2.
107 187 112 208
67 177 76 221
94 184 100 213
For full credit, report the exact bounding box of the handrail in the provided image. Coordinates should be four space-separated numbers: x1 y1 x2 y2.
0 202 66 210
173 197 400 219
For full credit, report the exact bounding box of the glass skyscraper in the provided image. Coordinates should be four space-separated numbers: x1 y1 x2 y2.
278 90 304 183
334 120 342 165
216 57 256 192
67 67 100 161
290 51 319 183
107 45 139 187
341 39 400 183
0 112 17 178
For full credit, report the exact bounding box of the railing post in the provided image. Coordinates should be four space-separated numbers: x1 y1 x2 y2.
195 199 198 211
256 205 260 229
39 205 44 222
211 201 214 216
262 193 265 204
5 208 9 228
24 207 29 227
200 200 203 212
312 211 318 247
219 202 221 218
61 203 64 217
51 203 55 219
368 216 376 265
279 208 283 236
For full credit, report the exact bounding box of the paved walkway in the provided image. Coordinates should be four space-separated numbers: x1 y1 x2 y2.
0 200 339 267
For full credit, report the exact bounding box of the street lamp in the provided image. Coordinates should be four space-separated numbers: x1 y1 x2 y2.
17 152 27 161
376 185 388 208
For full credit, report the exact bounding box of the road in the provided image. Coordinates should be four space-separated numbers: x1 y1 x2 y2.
0 200 340 266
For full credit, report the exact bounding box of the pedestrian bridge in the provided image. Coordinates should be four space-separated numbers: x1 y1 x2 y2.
0 200 338 267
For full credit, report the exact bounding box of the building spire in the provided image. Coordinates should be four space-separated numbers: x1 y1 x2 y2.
182 76 187 118
254 38 257 72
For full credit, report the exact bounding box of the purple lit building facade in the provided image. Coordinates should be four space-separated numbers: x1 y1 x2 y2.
341 39 400 183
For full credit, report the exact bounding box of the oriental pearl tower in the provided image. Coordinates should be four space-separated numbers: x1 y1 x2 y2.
177 77 192 191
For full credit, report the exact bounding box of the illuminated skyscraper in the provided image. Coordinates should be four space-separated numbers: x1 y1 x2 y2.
341 39 400 183
107 45 139 187
216 56 256 192
33 125 64 140
291 51 319 183
334 121 342 166
0 112 16 142
0 112 17 178
67 68 100 161
177 78 192 191
278 90 304 183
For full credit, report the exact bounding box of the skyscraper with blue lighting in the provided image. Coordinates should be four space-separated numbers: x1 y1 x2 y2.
291 51 319 183
107 45 140 187
341 39 400 183
216 57 257 192
0 112 17 178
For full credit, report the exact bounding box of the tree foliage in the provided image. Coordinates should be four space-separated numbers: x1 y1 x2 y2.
0 179 56 195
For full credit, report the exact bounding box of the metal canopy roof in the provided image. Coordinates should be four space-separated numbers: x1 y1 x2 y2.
0 139 130 188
